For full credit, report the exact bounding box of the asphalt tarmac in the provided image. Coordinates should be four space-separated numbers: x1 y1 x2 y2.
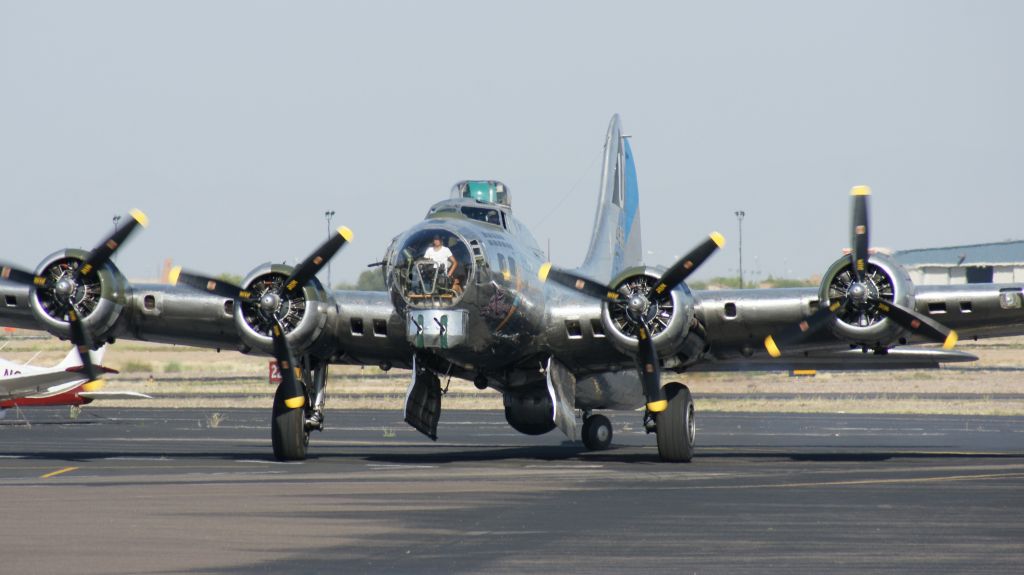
1 408 1023 574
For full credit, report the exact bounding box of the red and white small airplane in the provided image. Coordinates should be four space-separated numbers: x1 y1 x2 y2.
0 344 150 411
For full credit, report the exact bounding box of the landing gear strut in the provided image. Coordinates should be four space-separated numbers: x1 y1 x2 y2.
581 412 613 451
653 382 695 462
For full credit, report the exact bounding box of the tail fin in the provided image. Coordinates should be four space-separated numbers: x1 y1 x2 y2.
54 345 106 371
577 114 643 282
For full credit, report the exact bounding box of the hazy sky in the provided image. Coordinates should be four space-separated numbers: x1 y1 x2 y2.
2 1 1021 286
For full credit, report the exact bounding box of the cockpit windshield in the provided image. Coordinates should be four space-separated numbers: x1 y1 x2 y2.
390 229 473 308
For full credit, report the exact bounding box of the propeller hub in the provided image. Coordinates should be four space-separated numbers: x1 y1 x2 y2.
627 293 649 315
54 278 76 298
847 282 868 304
260 292 281 314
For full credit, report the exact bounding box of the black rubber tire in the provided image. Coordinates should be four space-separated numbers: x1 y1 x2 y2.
271 383 308 461
581 414 613 451
655 383 695 462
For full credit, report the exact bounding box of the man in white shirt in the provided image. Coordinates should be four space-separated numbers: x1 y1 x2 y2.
424 236 457 279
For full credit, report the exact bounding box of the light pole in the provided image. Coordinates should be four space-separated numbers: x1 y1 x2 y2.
324 210 335 288
734 210 745 289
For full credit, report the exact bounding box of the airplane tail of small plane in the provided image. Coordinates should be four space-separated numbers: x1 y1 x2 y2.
54 345 106 372
577 114 643 283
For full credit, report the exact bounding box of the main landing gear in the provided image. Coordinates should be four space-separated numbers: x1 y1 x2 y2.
579 383 694 462
271 357 328 461
649 382 695 462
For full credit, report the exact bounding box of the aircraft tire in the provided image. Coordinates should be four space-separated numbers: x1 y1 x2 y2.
581 414 613 451
271 382 308 461
655 383 695 462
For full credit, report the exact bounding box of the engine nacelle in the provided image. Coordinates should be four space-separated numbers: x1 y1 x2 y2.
234 263 331 356
599 266 695 357
28 249 130 343
819 252 916 347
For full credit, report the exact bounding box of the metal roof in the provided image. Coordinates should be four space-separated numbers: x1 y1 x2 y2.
894 240 1024 267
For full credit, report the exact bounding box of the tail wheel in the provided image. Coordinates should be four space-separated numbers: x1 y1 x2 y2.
271 381 308 461
582 414 613 451
655 383 695 462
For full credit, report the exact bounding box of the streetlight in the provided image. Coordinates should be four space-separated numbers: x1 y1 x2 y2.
734 210 745 289
324 210 336 288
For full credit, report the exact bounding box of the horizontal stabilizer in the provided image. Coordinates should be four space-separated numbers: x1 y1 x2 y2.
691 348 978 372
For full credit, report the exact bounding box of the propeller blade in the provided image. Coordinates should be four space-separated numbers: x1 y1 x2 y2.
850 186 870 283
0 263 47 288
870 299 958 349
270 320 306 409
764 300 844 358
636 323 667 412
649 232 725 298
67 307 103 388
169 267 253 301
537 263 621 302
283 226 354 294
79 209 149 278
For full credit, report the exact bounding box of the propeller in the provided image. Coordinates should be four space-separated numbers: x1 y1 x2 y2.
171 226 353 409
1 209 148 388
764 186 957 357
539 232 725 412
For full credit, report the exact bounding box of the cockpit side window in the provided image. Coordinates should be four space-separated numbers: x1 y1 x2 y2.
460 206 503 227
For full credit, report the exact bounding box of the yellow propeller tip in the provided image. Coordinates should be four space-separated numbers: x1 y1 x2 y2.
284 396 306 409
943 330 959 350
709 231 726 248
850 185 872 196
764 335 781 358
130 209 150 228
337 226 353 242
646 400 669 413
538 262 552 282
82 379 105 392
168 266 182 285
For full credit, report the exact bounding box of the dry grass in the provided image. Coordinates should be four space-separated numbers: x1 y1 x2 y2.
4 330 1024 415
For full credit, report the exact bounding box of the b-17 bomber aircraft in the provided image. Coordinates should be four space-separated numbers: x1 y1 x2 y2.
2 115 1024 461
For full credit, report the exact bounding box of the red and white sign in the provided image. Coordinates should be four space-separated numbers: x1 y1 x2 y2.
268 361 282 384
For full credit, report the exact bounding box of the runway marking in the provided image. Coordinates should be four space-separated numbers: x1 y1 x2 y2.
39 466 79 479
367 464 438 469
698 472 1024 490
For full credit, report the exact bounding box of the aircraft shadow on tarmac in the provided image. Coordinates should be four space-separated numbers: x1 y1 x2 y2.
5 446 1022 465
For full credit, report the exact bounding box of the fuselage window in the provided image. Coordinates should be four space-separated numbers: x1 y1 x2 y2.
507 257 518 281
497 253 508 280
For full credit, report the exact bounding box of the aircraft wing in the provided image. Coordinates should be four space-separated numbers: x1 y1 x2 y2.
0 370 85 399
693 283 1024 364
78 390 153 400
0 281 411 368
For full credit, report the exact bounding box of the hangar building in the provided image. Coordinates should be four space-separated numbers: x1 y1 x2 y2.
894 240 1024 285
